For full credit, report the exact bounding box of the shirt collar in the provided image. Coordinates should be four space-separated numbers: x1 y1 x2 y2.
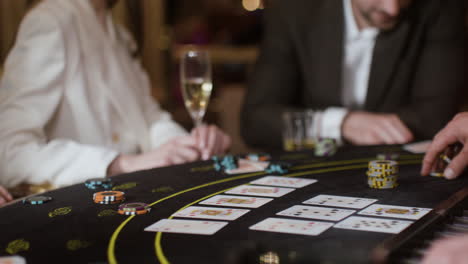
343 0 379 41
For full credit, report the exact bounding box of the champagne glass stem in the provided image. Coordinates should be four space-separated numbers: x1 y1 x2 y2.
194 117 203 128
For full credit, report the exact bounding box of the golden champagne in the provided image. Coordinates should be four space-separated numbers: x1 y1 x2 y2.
182 78 213 125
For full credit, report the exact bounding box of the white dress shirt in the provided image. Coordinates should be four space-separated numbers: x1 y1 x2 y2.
317 0 378 141
0 0 187 188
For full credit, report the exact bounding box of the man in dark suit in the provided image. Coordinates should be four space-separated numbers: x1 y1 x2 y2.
241 0 466 150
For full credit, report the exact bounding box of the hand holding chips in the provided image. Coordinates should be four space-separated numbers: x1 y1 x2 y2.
422 112 468 179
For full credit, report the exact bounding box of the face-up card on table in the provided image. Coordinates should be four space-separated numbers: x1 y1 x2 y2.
403 140 432 154
277 205 356 221
250 176 317 188
358 204 432 220
172 206 250 221
249 217 333 236
333 216 413 234
199 195 273 208
303 195 378 209
225 185 294 198
144 219 228 235
225 159 269 175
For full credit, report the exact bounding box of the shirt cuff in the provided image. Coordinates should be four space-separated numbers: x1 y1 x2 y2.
319 107 349 144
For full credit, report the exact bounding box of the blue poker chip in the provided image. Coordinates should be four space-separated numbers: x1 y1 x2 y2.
265 162 292 175
85 178 113 190
22 196 53 205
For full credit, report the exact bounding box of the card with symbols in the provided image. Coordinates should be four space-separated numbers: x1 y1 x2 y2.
333 216 413 234
226 185 295 198
358 204 432 220
250 176 317 188
303 195 378 209
144 219 228 235
249 217 333 236
199 195 273 208
172 206 250 221
277 205 356 221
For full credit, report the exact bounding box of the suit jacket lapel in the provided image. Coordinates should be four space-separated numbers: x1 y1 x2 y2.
308 0 344 106
365 20 410 109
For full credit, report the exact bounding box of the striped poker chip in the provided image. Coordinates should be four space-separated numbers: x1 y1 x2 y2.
118 203 149 212
117 208 150 215
23 196 53 205
368 160 398 170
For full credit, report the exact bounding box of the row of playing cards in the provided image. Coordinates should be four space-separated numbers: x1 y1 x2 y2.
144 176 316 235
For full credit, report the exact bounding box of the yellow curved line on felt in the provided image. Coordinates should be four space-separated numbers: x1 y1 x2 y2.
107 215 135 264
107 171 264 264
155 187 235 264
154 158 422 264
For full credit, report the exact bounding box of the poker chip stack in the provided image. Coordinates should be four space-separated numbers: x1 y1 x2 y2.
265 162 292 175
22 196 53 205
93 191 125 204
376 153 400 161
212 155 239 172
85 178 113 190
367 160 399 189
117 202 151 216
314 138 337 157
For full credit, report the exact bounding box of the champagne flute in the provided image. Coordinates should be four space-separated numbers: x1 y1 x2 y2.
180 49 213 128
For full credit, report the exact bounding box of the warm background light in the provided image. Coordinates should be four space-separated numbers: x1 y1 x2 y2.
242 0 260 11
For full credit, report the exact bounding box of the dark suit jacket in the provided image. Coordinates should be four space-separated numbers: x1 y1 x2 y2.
241 0 467 150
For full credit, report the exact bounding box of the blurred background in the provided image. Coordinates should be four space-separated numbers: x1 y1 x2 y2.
0 0 268 154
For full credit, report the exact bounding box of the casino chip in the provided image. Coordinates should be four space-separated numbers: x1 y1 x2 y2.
265 162 292 175
367 160 399 189
118 203 151 215
93 191 125 204
22 196 53 205
85 178 113 190
212 155 239 172
315 138 337 157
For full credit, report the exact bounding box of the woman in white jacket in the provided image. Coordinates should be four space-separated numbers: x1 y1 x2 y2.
0 0 231 188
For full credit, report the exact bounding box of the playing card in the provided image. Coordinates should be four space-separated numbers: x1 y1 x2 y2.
358 204 432 220
250 176 317 188
403 140 432 154
172 206 250 221
225 185 295 198
303 195 378 209
276 205 356 221
249 217 333 236
144 219 228 235
225 159 269 174
199 195 273 208
333 216 413 234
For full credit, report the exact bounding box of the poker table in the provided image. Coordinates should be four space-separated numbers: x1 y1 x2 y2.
1 145 467 264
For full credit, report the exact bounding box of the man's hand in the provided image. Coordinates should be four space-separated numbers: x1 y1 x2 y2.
421 235 468 264
421 113 468 179
342 111 414 145
0 185 13 206
191 124 231 160
107 136 201 176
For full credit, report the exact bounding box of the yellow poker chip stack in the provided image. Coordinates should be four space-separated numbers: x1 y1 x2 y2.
93 191 126 204
367 160 399 189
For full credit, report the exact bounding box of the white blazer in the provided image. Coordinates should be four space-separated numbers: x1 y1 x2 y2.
0 0 187 188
